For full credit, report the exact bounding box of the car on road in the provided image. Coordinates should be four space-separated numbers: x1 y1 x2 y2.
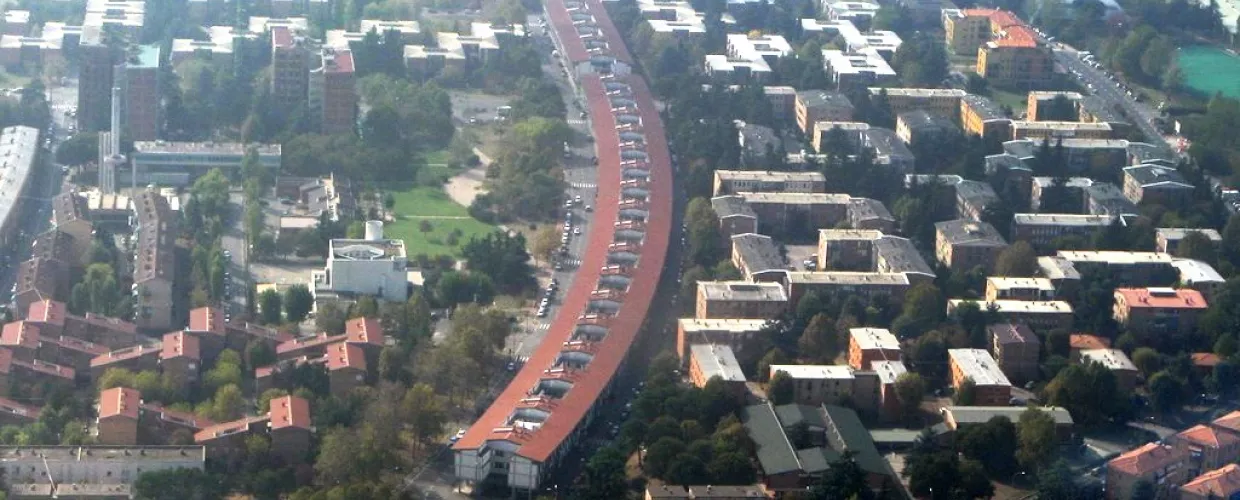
573 227 581 235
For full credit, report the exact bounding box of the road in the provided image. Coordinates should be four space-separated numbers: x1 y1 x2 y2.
1 81 70 311
1046 44 1170 148
220 191 249 317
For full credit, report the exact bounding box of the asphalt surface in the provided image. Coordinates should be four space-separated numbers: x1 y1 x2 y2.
1049 45 1170 147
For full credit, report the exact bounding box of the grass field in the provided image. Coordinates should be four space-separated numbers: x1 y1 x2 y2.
385 184 496 257
423 149 453 165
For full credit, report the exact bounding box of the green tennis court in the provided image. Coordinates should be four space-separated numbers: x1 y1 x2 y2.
1178 46 1240 99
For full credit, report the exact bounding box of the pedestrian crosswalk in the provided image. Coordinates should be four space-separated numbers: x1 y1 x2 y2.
531 322 551 333
559 258 582 267
569 182 597 189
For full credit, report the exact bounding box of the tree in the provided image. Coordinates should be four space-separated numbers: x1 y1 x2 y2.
283 285 313 323
769 370 794 405
55 132 100 165
1176 230 1219 265
460 232 535 293
797 313 839 362
570 447 627 499
894 372 926 422
956 416 1018 477
1148 370 1185 413
1131 347 1162 377
685 197 724 268
1017 407 1058 472
1044 362 1130 425
258 289 282 325
530 225 560 264
1222 215 1240 267
954 377 977 405
756 347 789 382
892 284 945 338
315 302 347 334
133 468 228 500
402 383 448 452
995 241 1038 276
644 437 687 478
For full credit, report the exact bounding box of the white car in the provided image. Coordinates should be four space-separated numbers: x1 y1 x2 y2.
573 227 581 235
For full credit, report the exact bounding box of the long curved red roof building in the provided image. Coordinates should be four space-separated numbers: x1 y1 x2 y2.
451 0 670 492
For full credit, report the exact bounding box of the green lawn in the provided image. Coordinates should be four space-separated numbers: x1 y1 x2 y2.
385 184 496 258
989 88 1029 116
423 149 452 165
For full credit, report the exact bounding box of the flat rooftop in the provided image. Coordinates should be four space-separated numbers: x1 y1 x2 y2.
948 349 1011 386
133 141 281 156
329 238 407 260
678 318 770 332
697 281 788 302
769 364 855 380
690 344 746 382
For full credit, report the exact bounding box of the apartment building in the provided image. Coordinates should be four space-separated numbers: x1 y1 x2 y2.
76 32 116 132
934 219 1008 272
1172 425 1240 477
114 45 161 141
695 281 787 320
986 323 1040 383
676 318 769 364
811 121 870 154
1180 464 1240 500
821 49 896 91
89 344 162 381
12 258 67 317
943 8 996 54
794 90 854 134
275 317 385 361
710 195 758 241
195 395 312 463
1010 213 1116 250
688 345 747 398
1077 348 1139 391
0 348 74 396
171 26 240 66
956 180 998 221
24 300 139 349
308 48 356 134
1069 334 1111 358
51 191 94 266
311 225 409 302
848 198 896 232
786 271 913 308
1113 287 1207 337
959 94 1011 139
131 189 178 332
1004 138 1131 175
1122 164 1194 207
270 26 310 106
948 349 1012 406
159 331 201 386
0 445 204 496
324 342 367 399
96 387 141 445
976 28 1053 88
1156 228 1222 254
737 192 852 235
847 327 901 370
984 277 1055 301
871 88 965 119
942 406 1075 442
896 110 959 147
767 364 878 411
1172 258 1227 300
1106 443 1189 500
712 170 826 196
863 128 916 173
1057 251 1178 287
1084 182 1140 217
731 233 785 283
1010 121 1112 141
947 299 1074 332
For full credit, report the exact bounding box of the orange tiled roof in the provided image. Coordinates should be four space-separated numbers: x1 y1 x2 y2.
1 321 39 350
1193 352 1222 368
268 395 311 430
1116 288 1208 309
1211 410 1240 434
324 342 366 372
98 387 141 420
1182 464 1240 498
1178 424 1240 449
1108 442 1187 476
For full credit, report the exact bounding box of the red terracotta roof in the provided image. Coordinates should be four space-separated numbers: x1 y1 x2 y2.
139 403 215 430
545 0 588 63
90 344 161 367
1178 424 1240 449
0 396 41 421
1 321 39 350
276 333 340 355
98 387 141 420
1212 410 1240 434
453 73 671 463
1182 464 1240 498
1115 287 1208 309
194 415 271 442
268 395 312 431
26 300 66 327
187 307 226 338
324 342 366 372
1070 334 1111 350
1108 442 1187 476
585 0 632 64
271 25 294 48
345 317 383 346
161 331 200 361
1193 352 1222 368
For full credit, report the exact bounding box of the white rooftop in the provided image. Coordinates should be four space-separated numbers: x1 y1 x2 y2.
690 344 747 382
949 349 1011 387
768 364 855 380
1079 348 1137 371
850 327 898 351
948 299 1074 314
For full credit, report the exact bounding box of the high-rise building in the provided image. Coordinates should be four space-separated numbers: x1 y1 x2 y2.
270 26 309 107
114 44 161 141
77 30 115 133
309 48 356 134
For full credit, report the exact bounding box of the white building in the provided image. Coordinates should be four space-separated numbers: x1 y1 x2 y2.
0 446 205 493
0 126 38 248
171 26 243 65
824 1 881 27
821 48 896 91
312 221 409 302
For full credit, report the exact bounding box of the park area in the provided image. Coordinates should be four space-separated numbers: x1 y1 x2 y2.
384 184 496 258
